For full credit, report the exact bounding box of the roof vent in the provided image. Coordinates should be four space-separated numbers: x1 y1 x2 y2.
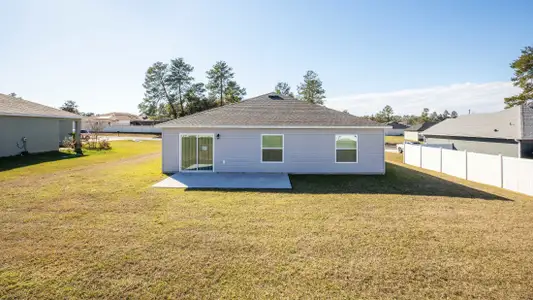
268 95 283 100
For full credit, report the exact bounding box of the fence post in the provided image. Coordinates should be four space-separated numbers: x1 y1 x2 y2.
464 150 468 180
499 154 503 188
403 142 406 164
419 145 423 167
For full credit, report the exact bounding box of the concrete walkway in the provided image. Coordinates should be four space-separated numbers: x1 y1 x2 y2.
153 173 292 190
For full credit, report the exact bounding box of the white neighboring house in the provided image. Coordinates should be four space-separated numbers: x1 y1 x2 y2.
157 93 389 174
385 121 409 136
0 93 82 157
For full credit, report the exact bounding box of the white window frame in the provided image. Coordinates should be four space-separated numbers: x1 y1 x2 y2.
261 134 284 163
335 134 358 164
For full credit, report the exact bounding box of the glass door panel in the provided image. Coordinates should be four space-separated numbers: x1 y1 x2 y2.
181 135 198 171
197 135 214 171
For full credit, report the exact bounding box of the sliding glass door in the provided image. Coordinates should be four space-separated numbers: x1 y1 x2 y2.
181 134 214 171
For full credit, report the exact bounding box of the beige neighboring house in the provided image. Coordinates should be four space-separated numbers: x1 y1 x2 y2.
82 112 140 129
0 93 82 157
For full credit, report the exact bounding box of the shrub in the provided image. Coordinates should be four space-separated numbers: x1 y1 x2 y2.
98 139 112 150
62 136 76 149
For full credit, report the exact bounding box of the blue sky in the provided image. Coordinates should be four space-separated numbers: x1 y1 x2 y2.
0 0 530 116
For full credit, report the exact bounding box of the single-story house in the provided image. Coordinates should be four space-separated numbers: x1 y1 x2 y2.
157 93 388 174
423 104 533 158
0 93 82 157
404 122 437 141
384 121 409 136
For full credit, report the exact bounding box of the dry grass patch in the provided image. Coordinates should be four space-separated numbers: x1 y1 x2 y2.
1 143 533 299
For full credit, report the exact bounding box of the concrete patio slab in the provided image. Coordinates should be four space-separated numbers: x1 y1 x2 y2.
153 173 292 189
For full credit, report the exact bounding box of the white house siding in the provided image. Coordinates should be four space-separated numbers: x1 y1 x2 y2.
385 128 405 136
404 131 420 141
162 127 385 174
0 116 69 157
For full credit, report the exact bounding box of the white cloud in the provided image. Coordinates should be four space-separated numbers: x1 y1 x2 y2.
325 82 521 116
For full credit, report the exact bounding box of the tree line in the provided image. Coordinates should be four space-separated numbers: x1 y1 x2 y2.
138 57 327 120
365 105 458 125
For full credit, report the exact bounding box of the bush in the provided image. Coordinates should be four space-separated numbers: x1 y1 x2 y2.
62 136 76 149
82 138 112 150
98 139 112 150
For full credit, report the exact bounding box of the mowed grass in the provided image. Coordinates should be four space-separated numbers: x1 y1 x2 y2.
385 135 404 144
0 141 161 181
1 143 533 299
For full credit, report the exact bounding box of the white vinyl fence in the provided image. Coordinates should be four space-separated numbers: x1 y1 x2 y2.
404 144 533 196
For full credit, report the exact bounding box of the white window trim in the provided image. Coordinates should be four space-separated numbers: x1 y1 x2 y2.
261 134 284 163
335 134 358 164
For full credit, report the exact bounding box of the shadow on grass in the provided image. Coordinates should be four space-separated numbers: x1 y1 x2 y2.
0 151 80 172
288 163 509 201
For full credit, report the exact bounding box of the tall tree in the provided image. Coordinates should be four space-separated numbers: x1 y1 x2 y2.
168 58 194 116
376 105 394 123
60 100 79 114
224 81 246 104
274 82 293 96
139 62 178 119
8 92 23 99
184 83 216 115
429 111 439 122
206 61 235 105
451 111 458 118
421 108 430 122
504 46 533 108
442 110 450 119
297 70 326 104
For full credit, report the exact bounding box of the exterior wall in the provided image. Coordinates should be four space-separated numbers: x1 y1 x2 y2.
0 116 62 157
384 128 404 136
404 131 419 141
162 127 385 174
425 136 519 158
59 120 74 143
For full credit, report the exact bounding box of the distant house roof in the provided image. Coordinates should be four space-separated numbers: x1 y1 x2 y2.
423 105 533 140
158 93 386 128
0 93 81 119
387 121 409 129
94 112 140 121
405 122 437 132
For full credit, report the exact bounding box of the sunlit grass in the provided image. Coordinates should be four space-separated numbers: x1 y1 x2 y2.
1 142 532 299
385 135 404 144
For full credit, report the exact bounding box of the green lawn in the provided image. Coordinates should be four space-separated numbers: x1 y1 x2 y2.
385 135 404 145
1 142 533 299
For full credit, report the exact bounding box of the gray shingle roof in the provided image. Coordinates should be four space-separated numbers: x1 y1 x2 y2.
405 122 437 132
422 106 522 139
0 93 81 119
387 121 409 129
158 93 384 128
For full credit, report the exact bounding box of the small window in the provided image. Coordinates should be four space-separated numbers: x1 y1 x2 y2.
261 134 283 163
335 135 358 163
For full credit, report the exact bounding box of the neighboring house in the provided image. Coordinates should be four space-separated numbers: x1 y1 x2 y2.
82 112 164 134
423 104 533 158
404 122 437 141
0 93 81 157
157 93 388 174
385 121 409 136
82 112 140 128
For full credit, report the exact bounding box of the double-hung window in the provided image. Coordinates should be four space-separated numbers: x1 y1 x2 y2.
335 135 358 163
261 134 283 163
